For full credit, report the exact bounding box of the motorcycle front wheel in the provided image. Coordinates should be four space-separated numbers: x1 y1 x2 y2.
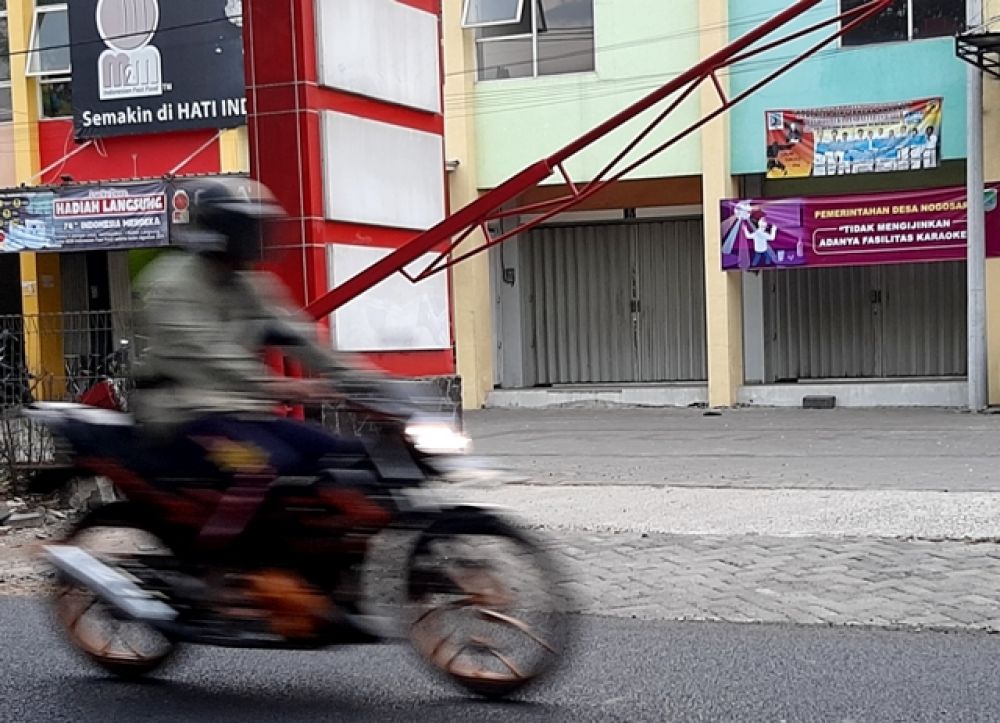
405 508 573 700
51 503 178 679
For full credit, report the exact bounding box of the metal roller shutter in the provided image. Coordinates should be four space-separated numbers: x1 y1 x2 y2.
520 219 707 385
764 261 966 381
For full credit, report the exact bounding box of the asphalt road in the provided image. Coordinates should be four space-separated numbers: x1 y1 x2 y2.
464 407 1000 491
4 598 1000 722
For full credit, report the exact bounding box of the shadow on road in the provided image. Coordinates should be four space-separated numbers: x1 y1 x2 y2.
52 673 564 722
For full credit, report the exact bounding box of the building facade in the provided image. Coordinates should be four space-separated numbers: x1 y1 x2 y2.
447 0 989 408
0 0 251 396
1 0 992 411
242 0 453 380
0 0 457 402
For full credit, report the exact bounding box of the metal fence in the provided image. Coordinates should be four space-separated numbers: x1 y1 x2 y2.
0 310 137 409
0 310 462 480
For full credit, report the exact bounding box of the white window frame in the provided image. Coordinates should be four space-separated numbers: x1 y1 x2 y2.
462 0 526 28
840 0 963 45
38 74 72 118
26 3 71 78
473 0 594 80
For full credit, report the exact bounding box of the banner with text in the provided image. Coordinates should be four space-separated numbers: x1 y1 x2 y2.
765 99 943 179
721 185 1000 272
0 183 169 253
69 0 247 139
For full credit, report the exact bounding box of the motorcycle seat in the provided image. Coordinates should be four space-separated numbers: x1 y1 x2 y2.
26 403 218 482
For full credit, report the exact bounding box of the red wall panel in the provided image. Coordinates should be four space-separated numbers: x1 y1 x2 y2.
397 0 441 14
37 120 220 184
245 0 453 377
361 350 454 377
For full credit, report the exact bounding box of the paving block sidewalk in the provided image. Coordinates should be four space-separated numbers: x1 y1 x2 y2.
551 531 1000 630
5 524 1000 632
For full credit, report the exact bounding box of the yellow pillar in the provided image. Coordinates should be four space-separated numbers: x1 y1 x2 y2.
10 0 61 396
218 126 250 174
700 0 743 408
443 0 494 409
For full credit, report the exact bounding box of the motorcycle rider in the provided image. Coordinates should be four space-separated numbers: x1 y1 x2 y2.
131 177 400 635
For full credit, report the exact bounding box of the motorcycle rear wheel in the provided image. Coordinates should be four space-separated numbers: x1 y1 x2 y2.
52 504 178 679
405 508 572 700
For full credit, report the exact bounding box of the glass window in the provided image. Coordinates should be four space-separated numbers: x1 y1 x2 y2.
912 0 965 39
841 0 963 45
536 0 595 76
474 0 594 81
463 0 525 27
27 5 70 76
40 77 72 118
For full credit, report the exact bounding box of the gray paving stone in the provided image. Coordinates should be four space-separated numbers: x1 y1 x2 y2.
548 530 1000 631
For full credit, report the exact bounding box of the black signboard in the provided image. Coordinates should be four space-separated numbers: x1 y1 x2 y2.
69 0 247 139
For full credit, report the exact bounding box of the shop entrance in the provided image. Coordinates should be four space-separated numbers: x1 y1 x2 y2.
514 218 708 386
762 261 966 381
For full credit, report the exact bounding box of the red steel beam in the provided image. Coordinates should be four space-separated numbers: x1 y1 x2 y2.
305 0 892 320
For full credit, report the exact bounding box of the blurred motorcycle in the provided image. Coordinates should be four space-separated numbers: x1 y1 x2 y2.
27 389 571 699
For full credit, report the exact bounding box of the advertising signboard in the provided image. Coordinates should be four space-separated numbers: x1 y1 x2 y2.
721 185 1000 272
0 182 169 253
69 0 247 139
765 99 942 179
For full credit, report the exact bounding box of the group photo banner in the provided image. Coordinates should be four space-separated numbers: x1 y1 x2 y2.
721 185 1000 272
0 182 170 253
765 99 943 179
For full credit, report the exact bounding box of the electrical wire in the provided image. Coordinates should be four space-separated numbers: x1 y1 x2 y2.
5 14 244 59
443 10 962 115
0 3 958 143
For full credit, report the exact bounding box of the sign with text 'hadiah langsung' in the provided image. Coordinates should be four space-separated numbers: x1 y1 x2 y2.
69 0 247 139
0 183 169 253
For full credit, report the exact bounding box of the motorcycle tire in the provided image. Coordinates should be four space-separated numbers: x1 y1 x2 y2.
405 507 573 700
51 502 178 679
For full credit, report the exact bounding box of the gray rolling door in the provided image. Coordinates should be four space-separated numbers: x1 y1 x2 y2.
764 265 878 380
764 261 966 381
520 219 707 385
634 220 707 381
521 224 634 384
880 262 966 377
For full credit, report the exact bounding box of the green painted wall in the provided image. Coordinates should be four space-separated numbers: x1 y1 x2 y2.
471 0 703 189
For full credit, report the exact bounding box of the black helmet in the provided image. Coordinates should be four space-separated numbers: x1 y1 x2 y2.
172 177 286 266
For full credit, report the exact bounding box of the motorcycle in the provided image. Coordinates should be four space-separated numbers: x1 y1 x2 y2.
26 391 571 700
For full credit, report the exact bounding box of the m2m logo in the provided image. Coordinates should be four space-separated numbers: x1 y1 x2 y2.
97 0 164 101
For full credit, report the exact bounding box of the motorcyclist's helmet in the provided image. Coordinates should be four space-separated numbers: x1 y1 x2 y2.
173 177 286 266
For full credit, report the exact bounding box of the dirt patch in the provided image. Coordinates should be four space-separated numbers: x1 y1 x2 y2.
0 523 69 596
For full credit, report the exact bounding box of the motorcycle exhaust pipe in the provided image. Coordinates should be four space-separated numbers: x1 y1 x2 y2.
44 545 178 623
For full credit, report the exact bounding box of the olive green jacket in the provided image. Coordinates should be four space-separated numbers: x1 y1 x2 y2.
130 252 379 432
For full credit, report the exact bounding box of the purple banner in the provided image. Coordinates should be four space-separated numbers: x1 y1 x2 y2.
721 185 1000 271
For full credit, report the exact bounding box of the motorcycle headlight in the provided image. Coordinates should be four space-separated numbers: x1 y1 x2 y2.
404 422 470 455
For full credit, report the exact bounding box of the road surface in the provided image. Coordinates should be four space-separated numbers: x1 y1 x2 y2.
4 598 1000 722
